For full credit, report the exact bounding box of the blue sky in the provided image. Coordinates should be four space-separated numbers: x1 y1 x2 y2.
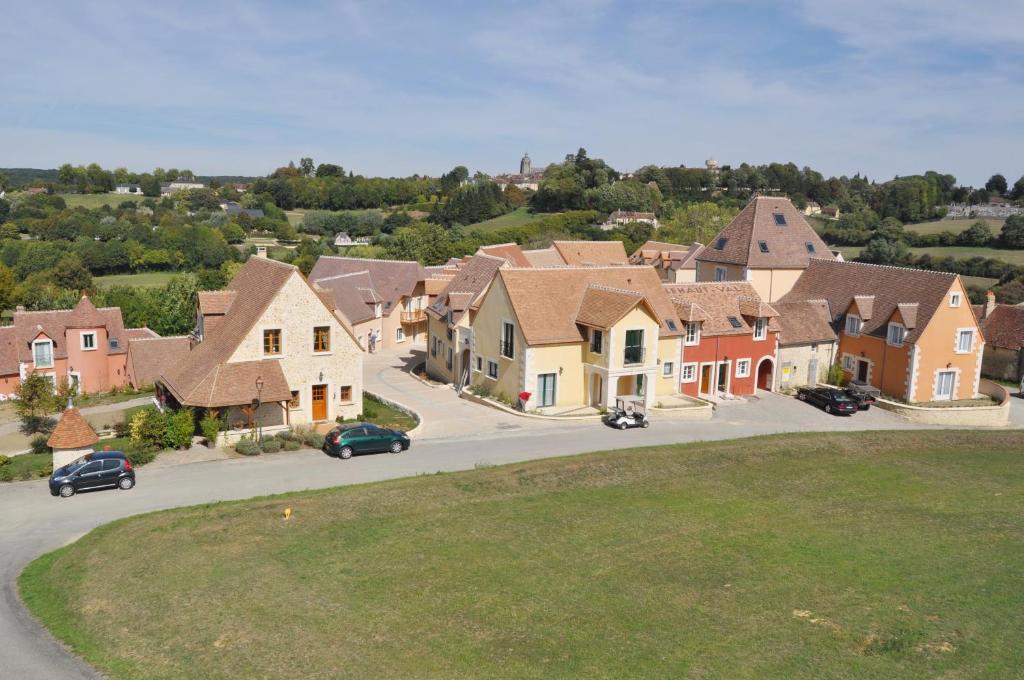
2 0 1021 185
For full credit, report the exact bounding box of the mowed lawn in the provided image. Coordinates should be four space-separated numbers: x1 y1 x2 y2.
836 244 1024 266
20 431 1024 679
59 193 148 209
905 218 1004 236
93 272 179 289
469 207 543 232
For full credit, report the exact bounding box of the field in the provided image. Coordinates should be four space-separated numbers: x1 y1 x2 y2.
468 207 543 233
92 272 179 289
905 218 1004 236
836 245 1024 267
20 430 1024 679
58 193 148 209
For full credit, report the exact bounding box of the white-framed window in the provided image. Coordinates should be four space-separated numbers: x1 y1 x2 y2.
681 363 697 383
886 322 906 347
662 361 674 377
374 303 383 318
949 292 961 308
753 317 767 341
486 360 498 380
714 266 727 282
80 332 97 351
446 347 453 370
956 328 974 353
590 329 603 354
395 327 405 342
474 356 482 372
500 321 515 359
845 314 862 336
32 340 54 368
685 321 700 346
934 369 957 401
736 359 751 378
842 354 855 370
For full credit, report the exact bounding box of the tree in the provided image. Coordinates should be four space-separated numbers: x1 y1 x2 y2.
1011 176 1024 201
985 174 1008 196
299 157 315 177
139 174 161 197
51 254 93 292
999 215 1024 249
15 373 60 433
0 197 9 224
0 264 15 312
315 163 344 178
995 276 1024 304
957 220 994 247
857 237 912 266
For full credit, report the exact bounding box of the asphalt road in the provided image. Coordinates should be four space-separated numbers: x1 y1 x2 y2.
0 391 1017 679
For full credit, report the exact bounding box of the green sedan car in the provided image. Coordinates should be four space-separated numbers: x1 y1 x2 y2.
323 422 411 459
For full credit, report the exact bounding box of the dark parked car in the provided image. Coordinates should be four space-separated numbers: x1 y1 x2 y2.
844 388 877 411
796 387 858 415
49 451 135 498
323 423 410 459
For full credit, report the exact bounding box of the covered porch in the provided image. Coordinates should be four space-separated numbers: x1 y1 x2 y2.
584 364 657 413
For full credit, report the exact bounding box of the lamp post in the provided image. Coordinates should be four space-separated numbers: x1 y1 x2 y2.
254 376 264 443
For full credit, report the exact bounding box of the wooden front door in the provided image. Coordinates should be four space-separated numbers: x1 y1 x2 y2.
311 384 327 421
700 365 712 394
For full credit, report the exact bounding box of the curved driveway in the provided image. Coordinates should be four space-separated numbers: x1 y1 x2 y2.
1 351 1019 679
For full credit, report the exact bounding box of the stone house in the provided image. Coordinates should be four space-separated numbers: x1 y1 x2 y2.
771 300 838 390
975 292 1024 382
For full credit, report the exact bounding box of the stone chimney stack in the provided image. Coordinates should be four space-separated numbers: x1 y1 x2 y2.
985 290 996 319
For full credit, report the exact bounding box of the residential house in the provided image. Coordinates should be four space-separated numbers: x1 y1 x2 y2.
602 210 660 230
309 257 429 349
820 206 840 219
311 271 385 351
696 196 834 302
0 296 156 397
219 200 264 219
333 232 371 248
975 291 1024 381
160 179 206 196
771 300 838 389
630 240 705 283
157 256 362 439
468 266 684 412
781 259 984 402
551 240 629 266
125 334 192 389
803 201 821 216
115 184 142 194
664 282 780 399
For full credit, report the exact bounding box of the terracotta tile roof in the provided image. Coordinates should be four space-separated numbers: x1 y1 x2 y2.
575 285 649 329
897 302 919 329
772 300 837 345
427 254 507 325
65 295 105 328
198 291 237 316
424 276 452 296
47 407 99 449
0 326 18 375
477 243 532 267
8 302 131 367
673 301 709 322
498 266 682 346
853 295 875 320
552 240 629 266
125 327 159 341
780 259 960 343
522 247 567 268
313 271 379 325
664 282 780 336
630 241 704 271
126 335 192 388
309 256 424 316
160 257 318 407
697 196 833 268
979 304 1024 350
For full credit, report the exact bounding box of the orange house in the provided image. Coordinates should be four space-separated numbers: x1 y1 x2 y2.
781 260 984 403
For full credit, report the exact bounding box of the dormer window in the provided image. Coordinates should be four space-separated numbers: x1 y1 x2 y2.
33 339 54 368
714 237 728 250
753 317 767 340
757 240 769 253
685 321 700 346
773 213 787 226
375 303 383 318
805 242 816 254
845 315 862 336
887 322 906 347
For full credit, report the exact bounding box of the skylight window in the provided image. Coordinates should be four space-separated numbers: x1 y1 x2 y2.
805 242 816 254
714 237 728 250
666 320 677 331
773 213 787 226
727 316 742 329
757 240 769 253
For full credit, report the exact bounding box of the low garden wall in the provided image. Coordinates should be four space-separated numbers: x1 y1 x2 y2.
363 390 424 438
872 379 1010 427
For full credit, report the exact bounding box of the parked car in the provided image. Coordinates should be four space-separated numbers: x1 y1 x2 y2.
844 380 880 411
49 451 135 498
323 423 411 459
795 387 858 415
604 397 649 430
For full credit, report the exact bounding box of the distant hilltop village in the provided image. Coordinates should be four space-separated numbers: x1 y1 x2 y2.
491 153 546 191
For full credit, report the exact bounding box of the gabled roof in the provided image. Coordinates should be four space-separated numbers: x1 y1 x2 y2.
630 241 704 271
663 282 780 336
309 256 424 316
4 299 131 370
852 295 875 320
198 291 237 316
498 266 682 346
780 259 961 343
575 285 651 329
477 243 532 268
772 300 837 345
979 303 1024 350
697 196 833 268
126 336 192 388
552 240 629 266
522 247 567 268
427 253 507 325
47 406 99 449
125 327 160 341
0 326 19 375
65 296 105 328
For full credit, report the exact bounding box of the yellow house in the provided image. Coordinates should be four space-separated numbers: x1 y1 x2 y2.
468 266 684 412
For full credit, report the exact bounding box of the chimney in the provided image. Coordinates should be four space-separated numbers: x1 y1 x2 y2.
985 290 996 319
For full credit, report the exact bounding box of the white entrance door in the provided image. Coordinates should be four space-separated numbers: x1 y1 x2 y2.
935 370 956 401
538 373 557 407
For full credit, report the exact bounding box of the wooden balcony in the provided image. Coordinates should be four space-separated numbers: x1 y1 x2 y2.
401 309 427 323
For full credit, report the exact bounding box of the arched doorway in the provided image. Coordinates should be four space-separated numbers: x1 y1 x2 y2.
459 349 471 388
756 357 774 391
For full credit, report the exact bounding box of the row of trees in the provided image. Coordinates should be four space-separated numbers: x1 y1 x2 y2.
822 212 1024 250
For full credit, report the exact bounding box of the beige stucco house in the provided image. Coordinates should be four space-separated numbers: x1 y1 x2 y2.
771 300 838 390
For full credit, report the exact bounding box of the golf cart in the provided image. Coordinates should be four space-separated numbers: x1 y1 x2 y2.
604 397 649 430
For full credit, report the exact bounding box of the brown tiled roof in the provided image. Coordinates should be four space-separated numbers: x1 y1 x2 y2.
125 327 159 341
448 292 473 312
424 276 452 296
630 241 704 271
664 282 780 336
8 303 130 367
674 301 709 322
979 304 1024 350
160 257 324 408
309 256 424 317
552 240 628 266
780 259 960 343
897 302 919 329
498 266 682 345
65 296 104 328
772 300 837 345
126 336 192 388
47 407 99 449
477 243 532 268
198 291 237 316
427 253 507 325
697 196 833 268
314 271 379 325
0 326 18 375
738 297 779 318
522 247 567 268
575 285 649 329
853 295 875 320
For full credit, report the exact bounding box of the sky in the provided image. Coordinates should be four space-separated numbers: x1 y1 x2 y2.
2 0 1022 186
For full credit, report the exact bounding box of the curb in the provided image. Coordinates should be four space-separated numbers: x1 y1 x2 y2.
407 362 445 389
459 390 603 421
364 390 425 438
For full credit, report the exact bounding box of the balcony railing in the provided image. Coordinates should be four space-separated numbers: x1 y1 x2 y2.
623 347 646 366
401 309 427 323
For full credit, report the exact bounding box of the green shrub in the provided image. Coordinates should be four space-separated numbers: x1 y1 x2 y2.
130 407 167 450
0 468 13 482
826 363 847 387
164 408 195 449
361 403 379 420
126 445 158 467
37 463 53 478
200 411 221 444
30 435 50 455
260 439 281 454
302 432 325 449
473 384 492 399
0 455 10 467
283 440 301 451
234 437 260 456
274 430 297 442
114 420 130 438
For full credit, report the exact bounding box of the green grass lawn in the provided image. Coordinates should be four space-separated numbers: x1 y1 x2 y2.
1 451 51 481
836 245 1024 266
359 393 417 431
58 193 148 209
19 430 1024 678
905 218 1004 236
468 207 543 233
93 272 179 289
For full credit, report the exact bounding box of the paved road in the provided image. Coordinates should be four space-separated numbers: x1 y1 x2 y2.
0 365 1019 678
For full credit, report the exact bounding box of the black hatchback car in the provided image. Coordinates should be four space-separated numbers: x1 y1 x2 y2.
796 387 858 415
323 423 410 459
49 451 136 498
